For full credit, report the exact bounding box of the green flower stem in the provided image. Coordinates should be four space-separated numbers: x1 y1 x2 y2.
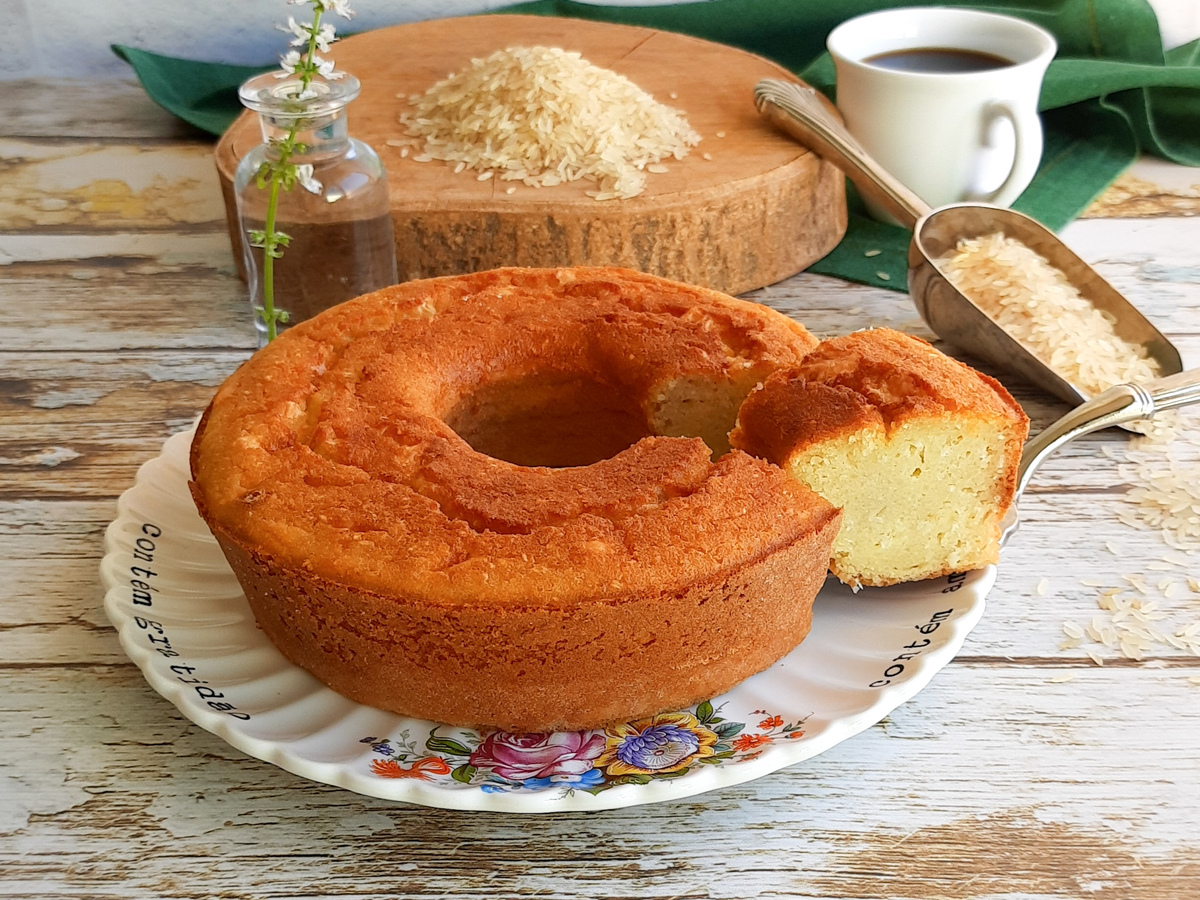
258 2 325 342
261 174 284 340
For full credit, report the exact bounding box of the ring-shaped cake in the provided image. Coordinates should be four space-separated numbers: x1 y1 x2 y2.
189 267 841 732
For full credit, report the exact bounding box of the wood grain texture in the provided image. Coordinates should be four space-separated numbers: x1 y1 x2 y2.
1084 157 1200 219
0 500 125 666
1 667 1197 898
2 77 1199 900
0 78 195 140
0 139 224 232
215 15 848 294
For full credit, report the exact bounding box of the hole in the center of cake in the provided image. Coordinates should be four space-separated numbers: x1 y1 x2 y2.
445 374 653 468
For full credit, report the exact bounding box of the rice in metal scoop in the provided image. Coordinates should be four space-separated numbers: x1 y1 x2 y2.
935 232 1161 398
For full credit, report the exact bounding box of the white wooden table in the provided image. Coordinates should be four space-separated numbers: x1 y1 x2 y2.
2 79 1198 899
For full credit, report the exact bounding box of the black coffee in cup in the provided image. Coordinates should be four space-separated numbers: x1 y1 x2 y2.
864 47 1013 73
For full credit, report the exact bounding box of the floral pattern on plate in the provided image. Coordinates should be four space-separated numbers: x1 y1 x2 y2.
363 701 811 797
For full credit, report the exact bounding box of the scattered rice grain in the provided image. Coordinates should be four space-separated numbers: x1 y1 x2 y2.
1179 622 1200 638
1120 640 1146 661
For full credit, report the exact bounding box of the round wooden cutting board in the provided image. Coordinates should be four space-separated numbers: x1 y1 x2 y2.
215 14 847 295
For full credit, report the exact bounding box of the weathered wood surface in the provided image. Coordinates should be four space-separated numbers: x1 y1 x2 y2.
1 79 196 140
3 667 1198 899
1 78 1198 899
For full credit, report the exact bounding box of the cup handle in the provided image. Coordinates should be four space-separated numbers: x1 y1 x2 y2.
969 100 1042 208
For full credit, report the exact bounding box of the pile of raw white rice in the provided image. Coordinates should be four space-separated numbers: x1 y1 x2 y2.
397 46 701 200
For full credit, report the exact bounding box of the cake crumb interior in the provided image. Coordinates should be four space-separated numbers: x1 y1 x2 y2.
787 421 1006 585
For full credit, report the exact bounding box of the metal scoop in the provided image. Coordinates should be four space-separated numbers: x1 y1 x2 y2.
754 78 1184 407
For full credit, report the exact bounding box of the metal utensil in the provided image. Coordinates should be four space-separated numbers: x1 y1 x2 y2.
999 366 1200 546
754 78 1184 407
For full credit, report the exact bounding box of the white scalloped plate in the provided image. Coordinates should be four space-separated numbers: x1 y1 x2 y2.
102 427 990 812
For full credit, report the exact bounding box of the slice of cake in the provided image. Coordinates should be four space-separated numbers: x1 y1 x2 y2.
731 328 1028 587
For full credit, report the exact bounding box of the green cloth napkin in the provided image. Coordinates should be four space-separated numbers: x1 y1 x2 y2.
114 0 1200 291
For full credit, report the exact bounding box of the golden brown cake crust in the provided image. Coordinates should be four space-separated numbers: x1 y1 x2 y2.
734 328 1028 464
190 266 840 732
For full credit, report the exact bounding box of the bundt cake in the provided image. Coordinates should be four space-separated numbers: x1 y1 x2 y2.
731 328 1028 588
189 267 842 733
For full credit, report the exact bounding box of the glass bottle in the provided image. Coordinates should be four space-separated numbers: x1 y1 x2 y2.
233 72 397 345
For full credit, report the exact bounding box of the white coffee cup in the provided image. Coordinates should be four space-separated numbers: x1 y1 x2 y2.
827 7 1056 219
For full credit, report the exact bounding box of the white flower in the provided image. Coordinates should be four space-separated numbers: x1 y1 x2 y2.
279 15 308 47
295 164 322 194
278 15 337 52
321 0 354 19
311 54 344 80
312 22 336 52
276 49 302 76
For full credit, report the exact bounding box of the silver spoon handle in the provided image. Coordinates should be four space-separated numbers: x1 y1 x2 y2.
754 78 931 230
1015 367 1200 499
1149 366 1200 412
